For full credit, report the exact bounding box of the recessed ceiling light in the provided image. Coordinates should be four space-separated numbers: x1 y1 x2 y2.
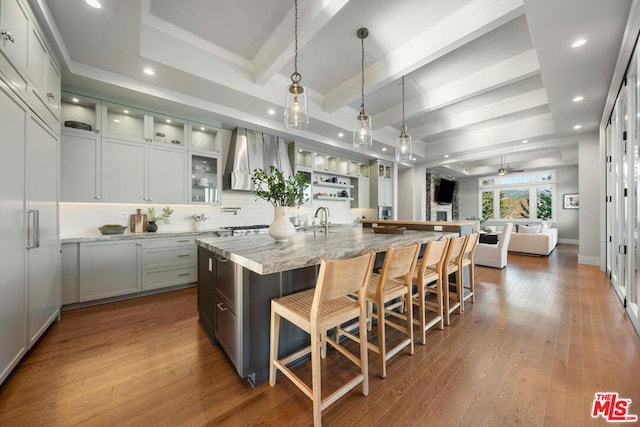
166 119 171 123
113 119 120 123
267 109 276 115
71 97 79 103
522 139 528 143
123 110 129 114
571 38 587 48
573 124 582 130
338 132 344 138
382 147 387 152
143 67 155 76
200 127 205 131
444 154 449 158
572 95 584 102
412 157 417 161
85 0 102 9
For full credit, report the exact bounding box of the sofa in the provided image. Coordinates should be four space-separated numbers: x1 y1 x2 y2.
503 224 558 256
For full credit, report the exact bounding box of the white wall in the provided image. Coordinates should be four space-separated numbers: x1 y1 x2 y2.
578 132 601 265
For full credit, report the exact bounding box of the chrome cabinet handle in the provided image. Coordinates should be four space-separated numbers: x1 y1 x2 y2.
1 30 14 43
216 257 228 263
177 239 189 243
178 254 190 258
216 302 228 312
26 210 35 249
46 92 54 99
94 196 101 200
34 210 40 248
178 273 191 277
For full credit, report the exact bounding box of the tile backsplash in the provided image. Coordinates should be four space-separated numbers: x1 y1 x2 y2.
60 190 377 237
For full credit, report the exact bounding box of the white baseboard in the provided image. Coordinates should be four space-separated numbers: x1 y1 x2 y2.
578 255 600 266
559 238 578 245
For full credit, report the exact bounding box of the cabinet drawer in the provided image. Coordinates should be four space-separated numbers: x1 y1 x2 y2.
215 256 236 311
214 294 238 370
142 266 197 291
142 247 197 270
142 237 195 249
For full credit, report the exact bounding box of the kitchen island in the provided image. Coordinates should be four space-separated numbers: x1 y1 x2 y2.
196 226 455 386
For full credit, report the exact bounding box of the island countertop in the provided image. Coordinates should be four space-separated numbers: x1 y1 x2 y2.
196 227 454 275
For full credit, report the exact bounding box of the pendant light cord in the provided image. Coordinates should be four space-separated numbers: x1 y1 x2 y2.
360 36 365 110
294 0 298 76
401 76 406 131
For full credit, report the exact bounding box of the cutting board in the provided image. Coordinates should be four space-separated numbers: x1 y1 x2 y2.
130 209 147 233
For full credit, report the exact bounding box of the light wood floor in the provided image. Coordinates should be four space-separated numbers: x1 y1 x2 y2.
1 245 639 426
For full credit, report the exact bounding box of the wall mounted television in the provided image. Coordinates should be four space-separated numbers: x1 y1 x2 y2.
436 178 456 204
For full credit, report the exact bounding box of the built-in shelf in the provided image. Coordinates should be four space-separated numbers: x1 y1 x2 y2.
313 181 354 189
314 195 354 201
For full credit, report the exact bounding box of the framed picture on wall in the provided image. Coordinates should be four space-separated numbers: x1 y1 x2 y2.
563 193 579 209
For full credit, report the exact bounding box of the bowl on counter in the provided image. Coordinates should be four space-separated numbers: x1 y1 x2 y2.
98 224 127 235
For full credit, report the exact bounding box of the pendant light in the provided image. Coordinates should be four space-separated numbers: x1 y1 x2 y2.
396 76 412 161
353 27 372 150
284 0 309 131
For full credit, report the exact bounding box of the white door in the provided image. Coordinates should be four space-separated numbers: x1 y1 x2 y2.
629 53 640 334
606 123 614 279
0 79 27 385
26 114 60 348
102 138 146 203
60 131 101 202
612 92 628 303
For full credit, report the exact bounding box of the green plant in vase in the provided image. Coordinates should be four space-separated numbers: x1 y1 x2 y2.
147 206 174 232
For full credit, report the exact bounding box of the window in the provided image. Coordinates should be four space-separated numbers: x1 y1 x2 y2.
478 170 555 221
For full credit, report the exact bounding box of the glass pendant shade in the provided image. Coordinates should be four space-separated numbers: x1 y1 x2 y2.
354 109 373 149
396 128 412 161
284 74 309 131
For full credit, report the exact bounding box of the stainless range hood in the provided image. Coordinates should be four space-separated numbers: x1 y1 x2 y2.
224 127 293 191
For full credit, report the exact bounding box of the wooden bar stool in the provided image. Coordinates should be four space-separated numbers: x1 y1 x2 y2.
269 251 375 427
460 232 479 308
411 238 450 345
442 235 468 325
339 243 420 379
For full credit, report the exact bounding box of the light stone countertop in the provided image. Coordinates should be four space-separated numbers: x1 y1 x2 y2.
60 230 224 244
196 227 456 275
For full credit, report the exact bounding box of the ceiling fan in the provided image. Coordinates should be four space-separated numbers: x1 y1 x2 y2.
497 156 524 176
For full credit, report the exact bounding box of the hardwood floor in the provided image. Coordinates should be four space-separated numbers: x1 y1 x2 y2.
1 244 639 426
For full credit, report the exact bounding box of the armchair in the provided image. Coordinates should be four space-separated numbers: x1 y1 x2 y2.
475 223 513 269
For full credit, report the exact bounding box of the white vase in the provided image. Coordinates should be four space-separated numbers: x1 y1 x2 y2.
269 206 296 243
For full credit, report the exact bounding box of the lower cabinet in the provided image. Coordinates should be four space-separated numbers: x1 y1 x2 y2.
63 237 199 305
197 247 215 342
79 240 142 302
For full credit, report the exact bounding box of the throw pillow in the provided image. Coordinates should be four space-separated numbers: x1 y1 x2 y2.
541 220 550 230
519 224 542 234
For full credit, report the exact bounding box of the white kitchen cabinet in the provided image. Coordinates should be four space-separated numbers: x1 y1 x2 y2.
141 237 197 291
190 153 221 204
354 177 370 209
0 78 59 386
370 160 393 207
102 138 187 204
0 0 29 96
60 131 101 202
60 92 100 133
190 122 220 153
102 102 187 148
148 145 188 204
79 240 142 302
102 137 146 203
26 113 60 348
26 21 59 129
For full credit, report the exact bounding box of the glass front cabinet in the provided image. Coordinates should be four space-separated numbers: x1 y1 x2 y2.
190 154 221 204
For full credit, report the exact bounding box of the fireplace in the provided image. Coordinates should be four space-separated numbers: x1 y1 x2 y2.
436 211 447 221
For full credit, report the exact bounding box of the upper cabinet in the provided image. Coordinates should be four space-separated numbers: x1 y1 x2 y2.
0 0 60 131
60 92 223 205
0 0 29 96
370 160 393 207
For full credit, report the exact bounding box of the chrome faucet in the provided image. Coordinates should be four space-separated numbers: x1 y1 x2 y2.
314 206 330 235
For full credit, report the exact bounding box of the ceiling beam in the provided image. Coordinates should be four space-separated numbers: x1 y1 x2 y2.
323 0 525 113
410 88 548 139
374 49 540 128
253 0 350 86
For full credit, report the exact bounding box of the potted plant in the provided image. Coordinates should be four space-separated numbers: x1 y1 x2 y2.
146 206 174 232
252 166 309 242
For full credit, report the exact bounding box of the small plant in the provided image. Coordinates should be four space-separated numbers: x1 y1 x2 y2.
252 166 309 207
147 206 174 224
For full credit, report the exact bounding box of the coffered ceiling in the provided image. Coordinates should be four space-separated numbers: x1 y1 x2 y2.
35 0 632 176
